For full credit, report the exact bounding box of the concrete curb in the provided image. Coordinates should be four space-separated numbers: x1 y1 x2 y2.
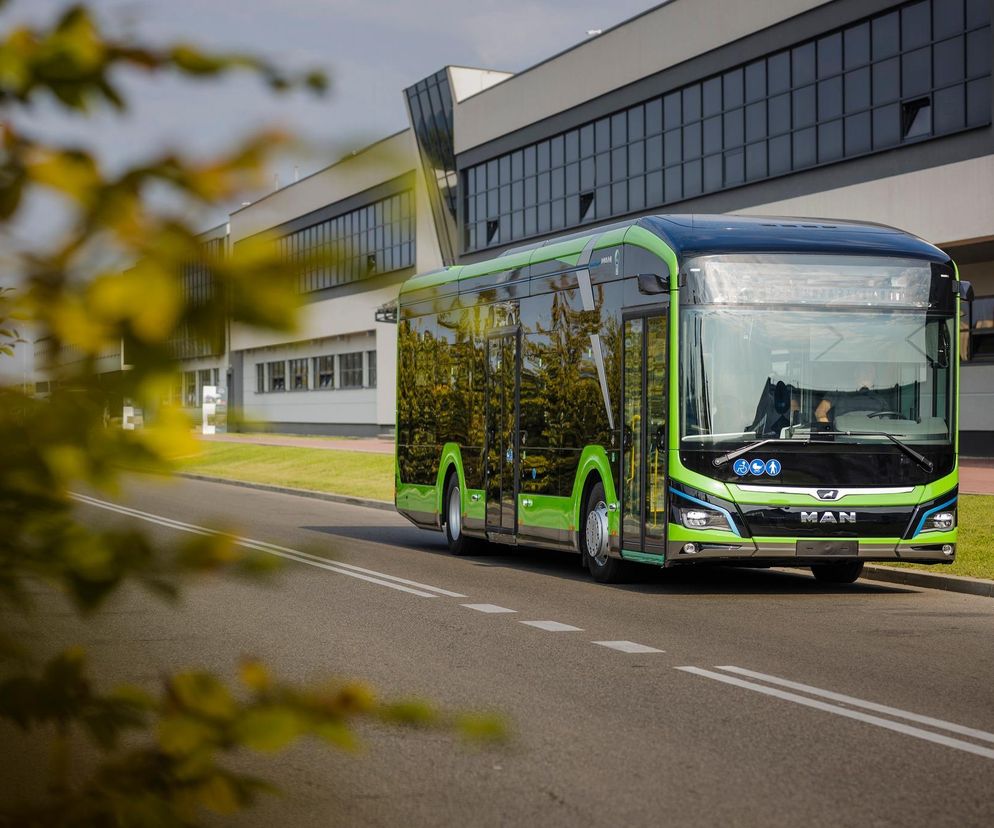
178 474 994 598
860 564 994 598
177 473 395 513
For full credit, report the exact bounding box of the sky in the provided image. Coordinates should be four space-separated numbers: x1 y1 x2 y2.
4 0 661 220
0 0 660 381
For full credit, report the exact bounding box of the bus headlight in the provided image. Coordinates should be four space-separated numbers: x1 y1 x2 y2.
681 507 732 532
922 510 956 533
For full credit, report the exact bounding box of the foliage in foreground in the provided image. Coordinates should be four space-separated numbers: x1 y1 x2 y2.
0 4 502 825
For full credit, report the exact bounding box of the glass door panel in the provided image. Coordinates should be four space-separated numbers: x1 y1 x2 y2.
621 312 668 552
485 331 519 533
644 315 668 547
621 319 643 548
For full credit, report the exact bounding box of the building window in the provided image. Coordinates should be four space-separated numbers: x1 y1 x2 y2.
462 0 993 253
289 358 309 391
198 369 212 404
256 363 265 393
276 190 416 294
965 294 994 360
340 352 363 388
184 371 197 407
268 360 286 392
367 350 377 388
315 355 335 389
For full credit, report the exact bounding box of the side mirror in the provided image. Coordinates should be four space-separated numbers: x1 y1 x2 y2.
637 273 669 295
956 280 975 302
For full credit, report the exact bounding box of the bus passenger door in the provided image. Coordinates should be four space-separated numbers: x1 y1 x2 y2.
620 312 668 554
485 330 520 535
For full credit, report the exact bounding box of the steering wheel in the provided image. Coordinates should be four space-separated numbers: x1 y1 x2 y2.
867 410 905 420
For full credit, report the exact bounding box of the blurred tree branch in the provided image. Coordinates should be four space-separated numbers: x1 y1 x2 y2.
0 4 503 825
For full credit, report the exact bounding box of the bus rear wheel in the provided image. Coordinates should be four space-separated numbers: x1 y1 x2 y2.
582 481 629 583
810 561 864 584
443 475 480 556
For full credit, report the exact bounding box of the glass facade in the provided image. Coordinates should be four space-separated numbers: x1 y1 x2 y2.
340 352 364 388
254 351 377 392
277 190 415 293
268 360 286 392
406 70 459 264
172 235 226 359
315 355 335 389
462 0 992 253
289 358 309 391
964 293 994 359
367 349 377 388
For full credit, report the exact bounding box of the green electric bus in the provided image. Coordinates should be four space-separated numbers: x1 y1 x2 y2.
394 214 972 584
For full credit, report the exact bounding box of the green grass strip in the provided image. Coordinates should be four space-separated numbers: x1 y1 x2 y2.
178 443 394 503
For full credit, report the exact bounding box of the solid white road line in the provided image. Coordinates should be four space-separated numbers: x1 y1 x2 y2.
461 603 517 614
715 666 994 745
70 493 463 599
677 667 994 761
593 641 664 654
519 620 584 632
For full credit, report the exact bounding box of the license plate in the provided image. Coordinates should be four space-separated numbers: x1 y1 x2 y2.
796 540 858 556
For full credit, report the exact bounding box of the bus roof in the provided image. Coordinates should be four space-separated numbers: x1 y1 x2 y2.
400 214 951 295
641 214 949 261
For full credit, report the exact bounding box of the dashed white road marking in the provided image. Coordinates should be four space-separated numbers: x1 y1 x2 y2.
520 620 583 632
70 493 464 599
715 666 994 745
593 640 664 654
678 666 994 761
461 603 517 614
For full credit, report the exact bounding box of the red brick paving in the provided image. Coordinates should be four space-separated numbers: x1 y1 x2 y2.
960 459 994 496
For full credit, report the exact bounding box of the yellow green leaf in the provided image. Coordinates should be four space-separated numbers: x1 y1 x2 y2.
234 707 302 752
196 774 241 814
170 672 235 720
239 659 270 692
158 714 216 757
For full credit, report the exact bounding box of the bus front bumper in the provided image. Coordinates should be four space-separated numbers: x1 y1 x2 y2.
665 539 956 565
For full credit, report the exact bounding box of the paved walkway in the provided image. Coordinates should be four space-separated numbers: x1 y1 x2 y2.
960 459 994 496
200 432 994 493
199 432 394 455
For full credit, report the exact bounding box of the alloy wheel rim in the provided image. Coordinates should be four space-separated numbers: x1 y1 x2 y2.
448 486 461 541
586 500 609 567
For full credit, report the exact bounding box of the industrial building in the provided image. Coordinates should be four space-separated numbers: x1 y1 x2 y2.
109 0 994 450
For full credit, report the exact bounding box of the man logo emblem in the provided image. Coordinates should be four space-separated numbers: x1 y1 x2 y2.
816 489 840 501
802 511 856 524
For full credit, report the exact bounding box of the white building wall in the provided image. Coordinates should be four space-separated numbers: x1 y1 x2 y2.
241 331 378 426
227 127 443 433
731 155 994 248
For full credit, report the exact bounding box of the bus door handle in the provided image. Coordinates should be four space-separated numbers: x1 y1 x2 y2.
521 498 533 508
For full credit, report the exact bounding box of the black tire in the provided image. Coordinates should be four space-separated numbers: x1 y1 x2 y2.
581 481 629 583
810 561 864 584
443 475 482 556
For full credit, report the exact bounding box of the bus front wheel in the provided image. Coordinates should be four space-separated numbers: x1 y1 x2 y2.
582 481 629 583
810 561 864 584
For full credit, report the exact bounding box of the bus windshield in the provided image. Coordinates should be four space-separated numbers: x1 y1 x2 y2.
680 255 956 447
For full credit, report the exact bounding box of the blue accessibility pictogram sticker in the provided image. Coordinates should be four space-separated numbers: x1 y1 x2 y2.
749 458 766 475
765 458 782 476
733 458 750 476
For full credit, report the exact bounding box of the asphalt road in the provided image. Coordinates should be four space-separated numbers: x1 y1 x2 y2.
31 477 994 825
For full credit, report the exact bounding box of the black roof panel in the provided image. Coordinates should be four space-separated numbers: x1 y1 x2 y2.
639 214 950 263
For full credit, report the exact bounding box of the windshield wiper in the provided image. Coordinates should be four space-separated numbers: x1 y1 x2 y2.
712 437 810 467
712 430 934 473
812 430 934 473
